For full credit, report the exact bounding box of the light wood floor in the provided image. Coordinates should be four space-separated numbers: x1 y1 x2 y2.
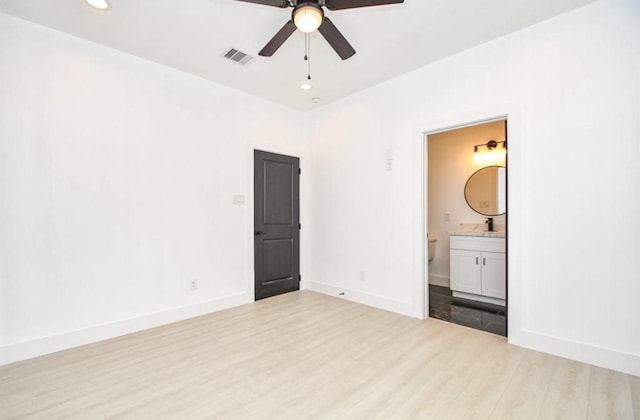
1 291 638 419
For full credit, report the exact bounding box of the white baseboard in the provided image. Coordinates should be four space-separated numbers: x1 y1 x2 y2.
308 281 413 317
6 290 637 377
514 328 640 376
428 274 449 287
0 293 252 366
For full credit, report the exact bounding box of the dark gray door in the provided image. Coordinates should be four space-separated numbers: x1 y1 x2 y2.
254 150 300 300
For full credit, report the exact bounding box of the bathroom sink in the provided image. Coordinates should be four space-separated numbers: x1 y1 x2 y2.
483 231 506 237
450 230 505 238
449 230 483 236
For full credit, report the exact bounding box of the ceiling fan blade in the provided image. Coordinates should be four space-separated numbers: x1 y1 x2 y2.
325 0 404 11
258 20 297 57
233 0 290 7
317 17 356 60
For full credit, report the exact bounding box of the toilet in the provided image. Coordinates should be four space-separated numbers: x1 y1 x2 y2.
428 234 437 262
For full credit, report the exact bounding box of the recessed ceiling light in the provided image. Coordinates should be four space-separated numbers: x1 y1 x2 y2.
85 0 111 11
300 82 312 91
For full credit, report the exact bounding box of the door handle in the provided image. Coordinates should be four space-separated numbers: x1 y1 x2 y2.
254 231 267 236
475 257 479 265
483 257 486 266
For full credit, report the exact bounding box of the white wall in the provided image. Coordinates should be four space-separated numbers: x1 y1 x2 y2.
0 14 307 364
1 0 639 376
428 121 507 287
307 0 640 375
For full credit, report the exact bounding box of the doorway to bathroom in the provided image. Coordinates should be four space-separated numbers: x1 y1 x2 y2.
426 119 507 336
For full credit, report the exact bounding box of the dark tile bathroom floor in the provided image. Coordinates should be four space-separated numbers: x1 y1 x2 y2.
429 285 506 336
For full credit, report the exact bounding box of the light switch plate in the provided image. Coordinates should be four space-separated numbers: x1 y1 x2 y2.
233 194 245 205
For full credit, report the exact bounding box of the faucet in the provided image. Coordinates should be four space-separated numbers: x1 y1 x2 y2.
485 217 494 232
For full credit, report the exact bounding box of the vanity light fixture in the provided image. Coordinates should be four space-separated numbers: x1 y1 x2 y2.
85 0 111 10
473 139 507 163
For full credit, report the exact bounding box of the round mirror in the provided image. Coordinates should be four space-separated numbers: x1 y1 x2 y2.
464 166 506 216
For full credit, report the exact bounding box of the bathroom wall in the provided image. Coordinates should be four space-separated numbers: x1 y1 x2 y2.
427 121 506 287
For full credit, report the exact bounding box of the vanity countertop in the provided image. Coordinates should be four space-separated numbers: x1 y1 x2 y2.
449 230 505 238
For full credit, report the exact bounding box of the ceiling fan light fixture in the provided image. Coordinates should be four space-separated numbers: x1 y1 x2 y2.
300 82 313 90
84 0 111 10
293 4 324 33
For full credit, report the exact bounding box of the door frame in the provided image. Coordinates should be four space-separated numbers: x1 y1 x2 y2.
413 103 522 343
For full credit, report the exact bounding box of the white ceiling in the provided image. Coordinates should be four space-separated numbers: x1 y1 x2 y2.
0 0 597 111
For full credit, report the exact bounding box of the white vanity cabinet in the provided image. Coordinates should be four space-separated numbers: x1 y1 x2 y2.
450 235 505 306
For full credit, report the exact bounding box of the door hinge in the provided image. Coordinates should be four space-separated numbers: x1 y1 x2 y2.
299 274 301 282
298 168 301 175
298 223 301 230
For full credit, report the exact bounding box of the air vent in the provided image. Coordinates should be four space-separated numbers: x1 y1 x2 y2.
223 48 253 66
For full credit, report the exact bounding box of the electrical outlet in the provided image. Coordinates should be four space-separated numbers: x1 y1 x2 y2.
190 279 198 291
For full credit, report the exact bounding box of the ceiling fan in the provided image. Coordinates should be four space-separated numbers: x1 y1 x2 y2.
235 0 404 60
